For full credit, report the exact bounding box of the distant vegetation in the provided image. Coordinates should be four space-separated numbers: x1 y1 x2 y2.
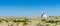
0 16 59 26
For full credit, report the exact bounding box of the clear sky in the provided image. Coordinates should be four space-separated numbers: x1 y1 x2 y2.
0 0 60 17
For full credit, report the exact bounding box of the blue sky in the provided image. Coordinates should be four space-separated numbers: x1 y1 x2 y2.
0 0 60 17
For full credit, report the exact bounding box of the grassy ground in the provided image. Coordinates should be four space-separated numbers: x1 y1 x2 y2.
0 16 60 26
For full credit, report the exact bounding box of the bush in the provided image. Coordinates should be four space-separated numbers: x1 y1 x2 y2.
46 20 60 23
37 23 45 26
41 19 46 21
46 20 55 23
13 20 24 22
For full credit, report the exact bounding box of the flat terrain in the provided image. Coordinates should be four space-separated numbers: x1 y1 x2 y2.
0 16 60 26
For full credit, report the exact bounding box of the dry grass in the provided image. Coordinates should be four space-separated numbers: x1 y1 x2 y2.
0 16 59 26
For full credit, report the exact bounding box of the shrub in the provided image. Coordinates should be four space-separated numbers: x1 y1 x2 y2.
46 20 60 23
41 19 46 21
37 23 45 26
46 20 55 23
13 20 23 22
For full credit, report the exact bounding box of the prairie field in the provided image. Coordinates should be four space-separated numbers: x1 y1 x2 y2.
0 16 60 26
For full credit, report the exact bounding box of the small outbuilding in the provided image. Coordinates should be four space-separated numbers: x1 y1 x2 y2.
41 13 47 17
